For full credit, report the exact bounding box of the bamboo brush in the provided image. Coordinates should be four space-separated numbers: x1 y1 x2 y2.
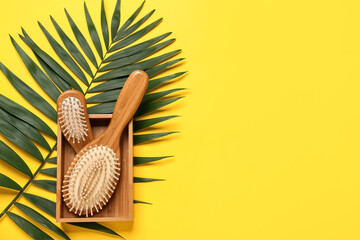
57 90 94 153
62 70 148 217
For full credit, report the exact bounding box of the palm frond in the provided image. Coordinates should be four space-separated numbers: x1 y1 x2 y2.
0 0 185 239
0 173 22 191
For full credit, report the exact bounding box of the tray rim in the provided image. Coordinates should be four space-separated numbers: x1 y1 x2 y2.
56 114 133 222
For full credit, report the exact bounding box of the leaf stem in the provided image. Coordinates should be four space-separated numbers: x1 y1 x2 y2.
0 143 57 218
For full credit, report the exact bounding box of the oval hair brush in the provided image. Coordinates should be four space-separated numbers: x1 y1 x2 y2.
62 70 149 217
57 90 94 153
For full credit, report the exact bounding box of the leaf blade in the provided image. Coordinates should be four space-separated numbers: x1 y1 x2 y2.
33 180 56 193
104 32 171 63
0 94 56 138
147 71 187 91
69 222 124 238
0 62 57 122
135 97 183 117
114 9 154 42
111 0 121 40
115 1 145 38
134 115 178 132
65 9 98 68
134 156 173 165
0 116 44 161
134 200 152 204
47 157 57 164
38 21 89 86
100 38 175 71
15 203 70 240
84 2 103 59
134 177 164 183
0 107 51 151
0 173 22 190
20 29 84 93
95 50 180 80
134 132 177 145
40 168 57 178
23 193 56 217
109 18 162 53
0 140 32 177
101 0 109 50
6 212 54 240
10 36 61 103
50 16 93 77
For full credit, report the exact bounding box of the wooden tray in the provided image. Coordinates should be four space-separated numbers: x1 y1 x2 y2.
56 114 133 222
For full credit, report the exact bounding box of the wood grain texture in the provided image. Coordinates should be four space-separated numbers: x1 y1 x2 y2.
56 115 133 222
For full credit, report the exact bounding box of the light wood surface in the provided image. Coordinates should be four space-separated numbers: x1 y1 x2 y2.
56 115 133 222
57 90 94 153
90 70 148 151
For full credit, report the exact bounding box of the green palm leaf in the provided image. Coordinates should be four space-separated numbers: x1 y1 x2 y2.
20 29 84 93
47 157 57 164
114 9 155 41
0 62 57 122
0 173 22 191
40 168 57 178
104 32 171 63
146 58 185 77
134 177 164 183
84 2 103 59
0 117 43 161
69 223 124 239
114 1 145 40
0 140 32 177
134 116 178 132
50 16 93 77
101 0 110 50
147 71 187 91
0 108 51 150
135 97 183 117
134 200 151 204
88 77 126 93
109 18 162 53
100 38 175 71
34 46 72 92
32 180 56 193
88 61 183 93
65 9 98 67
134 132 177 145
6 212 54 240
0 94 55 138
142 88 185 104
134 156 173 165
111 0 121 39
23 193 56 217
96 50 180 79
15 203 70 240
10 37 61 103
38 22 89 86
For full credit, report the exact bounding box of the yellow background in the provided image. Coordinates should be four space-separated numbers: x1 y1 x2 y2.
0 0 360 239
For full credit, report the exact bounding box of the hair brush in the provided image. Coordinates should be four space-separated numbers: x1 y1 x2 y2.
57 90 94 153
62 70 148 217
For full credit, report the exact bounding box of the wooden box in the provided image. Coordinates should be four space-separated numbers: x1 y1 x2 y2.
56 114 133 222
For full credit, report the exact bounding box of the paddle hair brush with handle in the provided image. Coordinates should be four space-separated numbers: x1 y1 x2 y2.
62 70 148 217
57 90 94 153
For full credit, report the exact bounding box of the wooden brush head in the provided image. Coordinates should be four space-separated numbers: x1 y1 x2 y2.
57 90 94 153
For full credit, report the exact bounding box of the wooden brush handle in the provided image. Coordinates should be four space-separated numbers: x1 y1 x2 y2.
105 70 148 146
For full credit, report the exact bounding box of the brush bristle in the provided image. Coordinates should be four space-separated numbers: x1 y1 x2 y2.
62 145 121 217
58 96 88 143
